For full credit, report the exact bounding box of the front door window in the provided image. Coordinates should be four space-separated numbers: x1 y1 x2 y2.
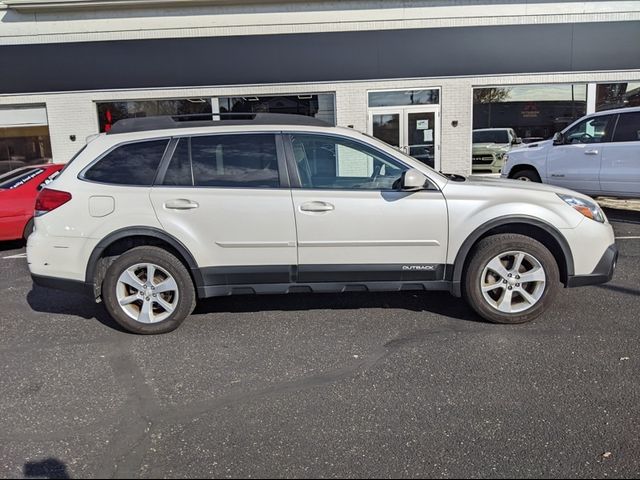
289 134 406 190
564 115 615 144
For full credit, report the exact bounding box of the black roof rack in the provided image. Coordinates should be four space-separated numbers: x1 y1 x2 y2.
106 112 331 134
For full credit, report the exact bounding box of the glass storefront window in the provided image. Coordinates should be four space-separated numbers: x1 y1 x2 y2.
473 84 587 142
96 98 213 133
596 82 640 111
0 125 52 175
368 89 439 108
217 93 336 126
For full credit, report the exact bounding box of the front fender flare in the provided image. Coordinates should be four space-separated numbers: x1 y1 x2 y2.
447 215 574 297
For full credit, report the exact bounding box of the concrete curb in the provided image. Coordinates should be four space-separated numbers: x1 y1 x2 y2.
596 197 640 213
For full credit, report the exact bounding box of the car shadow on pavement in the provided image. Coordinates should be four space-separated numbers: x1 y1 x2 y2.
604 208 640 225
0 239 25 252
597 283 640 297
24 458 70 479
27 285 483 331
194 290 484 324
26 285 128 333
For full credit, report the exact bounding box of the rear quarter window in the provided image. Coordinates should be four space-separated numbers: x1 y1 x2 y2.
83 140 169 185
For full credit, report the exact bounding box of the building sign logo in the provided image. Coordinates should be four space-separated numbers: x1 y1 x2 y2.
521 102 540 118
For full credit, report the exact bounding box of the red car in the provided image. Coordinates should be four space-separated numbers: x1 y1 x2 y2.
0 164 64 241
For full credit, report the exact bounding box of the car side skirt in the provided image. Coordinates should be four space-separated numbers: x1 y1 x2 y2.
197 263 451 298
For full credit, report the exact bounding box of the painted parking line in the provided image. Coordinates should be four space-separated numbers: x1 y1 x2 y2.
3 253 27 259
615 236 640 240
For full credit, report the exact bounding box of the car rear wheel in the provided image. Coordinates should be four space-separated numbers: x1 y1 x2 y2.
511 169 541 182
102 246 196 334
463 234 560 324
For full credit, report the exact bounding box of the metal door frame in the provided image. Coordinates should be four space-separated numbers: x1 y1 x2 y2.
367 105 441 170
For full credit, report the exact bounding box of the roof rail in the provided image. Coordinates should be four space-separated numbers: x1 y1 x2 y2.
106 112 331 134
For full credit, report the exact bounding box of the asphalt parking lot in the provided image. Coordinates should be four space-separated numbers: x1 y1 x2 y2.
1 209 639 479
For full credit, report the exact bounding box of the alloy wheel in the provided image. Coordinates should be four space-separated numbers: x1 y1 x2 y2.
116 263 179 324
480 251 546 313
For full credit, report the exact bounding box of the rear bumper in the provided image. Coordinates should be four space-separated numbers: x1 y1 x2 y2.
31 273 94 297
566 244 618 288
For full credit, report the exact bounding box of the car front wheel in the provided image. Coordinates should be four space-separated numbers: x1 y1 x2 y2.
463 234 560 324
511 169 541 182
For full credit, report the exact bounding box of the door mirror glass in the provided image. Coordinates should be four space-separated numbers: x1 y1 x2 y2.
552 132 565 145
400 168 428 191
512 137 523 145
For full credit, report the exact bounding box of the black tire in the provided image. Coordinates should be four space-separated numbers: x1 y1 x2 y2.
101 246 196 334
511 168 541 183
23 218 34 240
462 234 560 324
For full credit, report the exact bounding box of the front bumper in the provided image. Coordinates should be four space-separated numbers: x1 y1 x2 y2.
566 244 618 288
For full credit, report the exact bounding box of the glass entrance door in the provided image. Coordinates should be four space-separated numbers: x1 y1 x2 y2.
371 113 401 148
369 107 439 169
406 110 436 168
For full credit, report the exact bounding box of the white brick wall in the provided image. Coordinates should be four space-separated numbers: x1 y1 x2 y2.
2 1 640 45
2 70 640 173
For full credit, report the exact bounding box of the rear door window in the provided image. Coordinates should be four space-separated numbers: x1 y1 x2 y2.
162 134 280 188
83 140 169 185
612 112 640 142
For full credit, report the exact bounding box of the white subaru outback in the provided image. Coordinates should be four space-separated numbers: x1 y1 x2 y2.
28 114 617 334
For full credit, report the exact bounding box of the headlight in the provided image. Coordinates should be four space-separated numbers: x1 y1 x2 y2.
557 194 606 223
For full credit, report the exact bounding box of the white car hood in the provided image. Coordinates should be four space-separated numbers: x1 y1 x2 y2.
510 139 552 153
462 174 591 199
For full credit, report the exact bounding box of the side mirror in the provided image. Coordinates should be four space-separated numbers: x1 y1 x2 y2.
512 137 523 145
400 168 428 191
552 132 565 145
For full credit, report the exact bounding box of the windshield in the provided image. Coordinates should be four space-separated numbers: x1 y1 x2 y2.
473 130 510 144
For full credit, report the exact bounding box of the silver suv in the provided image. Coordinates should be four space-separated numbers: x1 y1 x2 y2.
28 114 617 334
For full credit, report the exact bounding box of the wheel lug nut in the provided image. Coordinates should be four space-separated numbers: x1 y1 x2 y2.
516 283 520 287
503 280 507 284
507 273 512 277
508 286 513 290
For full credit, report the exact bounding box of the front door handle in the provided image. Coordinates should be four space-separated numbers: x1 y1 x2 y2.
300 201 335 212
584 149 599 155
165 199 199 210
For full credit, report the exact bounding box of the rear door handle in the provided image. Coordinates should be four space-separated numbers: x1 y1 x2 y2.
300 201 335 212
165 199 199 210
584 149 599 155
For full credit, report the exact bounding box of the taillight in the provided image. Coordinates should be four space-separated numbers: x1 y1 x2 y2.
35 188 72 216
